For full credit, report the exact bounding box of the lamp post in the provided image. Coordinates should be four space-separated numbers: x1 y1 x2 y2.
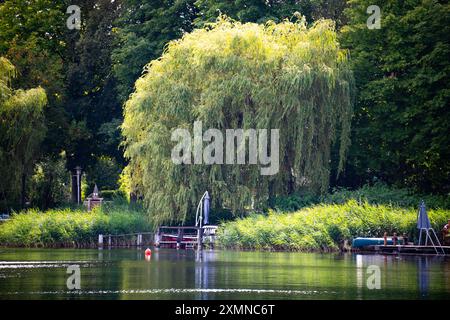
75 166 82 205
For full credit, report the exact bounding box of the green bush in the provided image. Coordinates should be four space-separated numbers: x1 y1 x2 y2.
322 183 450 209
217 200 450 251
270 183 450 212
100 189 126 201
272 192 318 212
28 154 71 210
0 204 151 247
86 156 122 192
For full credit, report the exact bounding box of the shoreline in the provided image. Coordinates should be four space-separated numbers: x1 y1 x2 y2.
0 241 350 253
2 244 449 258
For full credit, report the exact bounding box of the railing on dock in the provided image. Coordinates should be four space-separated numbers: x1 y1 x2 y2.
359 244 450 255
98 232 154 248
97 225 218 249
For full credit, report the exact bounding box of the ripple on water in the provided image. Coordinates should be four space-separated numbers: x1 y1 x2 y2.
0 261 105 269
3 288 337 296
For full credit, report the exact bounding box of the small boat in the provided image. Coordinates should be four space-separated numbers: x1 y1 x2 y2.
352 237 395 248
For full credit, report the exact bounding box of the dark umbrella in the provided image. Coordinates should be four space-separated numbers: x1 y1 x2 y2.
203 191 210 225
417 200 431 229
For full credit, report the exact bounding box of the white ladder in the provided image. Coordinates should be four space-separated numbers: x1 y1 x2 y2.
418 228 445 255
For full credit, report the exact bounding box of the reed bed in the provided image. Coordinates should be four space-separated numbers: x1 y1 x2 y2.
217 200 450 251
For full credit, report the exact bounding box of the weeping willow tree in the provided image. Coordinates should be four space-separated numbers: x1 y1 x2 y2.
0 57 47 211
122 17 354 225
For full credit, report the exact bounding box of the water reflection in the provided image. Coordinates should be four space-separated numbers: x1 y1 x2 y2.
0 249 448 300
356 254 386 299
195 250 216 299
356 254 363 299
354 254 450 300
418 256 429 297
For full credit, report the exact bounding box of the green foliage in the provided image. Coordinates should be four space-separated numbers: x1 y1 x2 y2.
272 191 318 212
112 0 349 103
0 0 67 157
64 0 124 171
0 204 151 247
112 0 198 102
122 18 354 225
217 200 450 251
100 189 127 201
86 156 122 192
0 1 127 210
194 0 348 27
0 0 66 55
28 153 71 209
0 57 47 211
194 0 314 25
272 183 450 212
323 183 450 209
340 0 450 194
0 56 15 100
1 0 448 223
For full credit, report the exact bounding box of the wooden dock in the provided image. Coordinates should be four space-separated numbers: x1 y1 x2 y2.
358 244 450 255
154 225 218 249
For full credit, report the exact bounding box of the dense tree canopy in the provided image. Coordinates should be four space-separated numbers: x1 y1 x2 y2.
122 18 354 224
340 0 450 194
0 0 448 215
194 0 314 25
64 0 124 171
194 0 348 27
0 0 126 208
112 0 198 102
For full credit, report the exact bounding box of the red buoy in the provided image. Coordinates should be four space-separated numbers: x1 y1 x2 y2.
145 248 152 256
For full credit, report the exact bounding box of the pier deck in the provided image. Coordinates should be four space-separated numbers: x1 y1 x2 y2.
359 244 450 255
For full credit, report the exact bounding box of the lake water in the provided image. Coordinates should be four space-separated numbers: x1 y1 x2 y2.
0 248 449 300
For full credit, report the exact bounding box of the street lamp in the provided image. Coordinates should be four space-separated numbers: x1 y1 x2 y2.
75 166 82 205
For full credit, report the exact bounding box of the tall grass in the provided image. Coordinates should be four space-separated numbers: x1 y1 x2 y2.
0 203 151 247
217 200 450 251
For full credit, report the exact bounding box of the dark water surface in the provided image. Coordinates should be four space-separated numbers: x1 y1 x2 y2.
0 248 449 300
